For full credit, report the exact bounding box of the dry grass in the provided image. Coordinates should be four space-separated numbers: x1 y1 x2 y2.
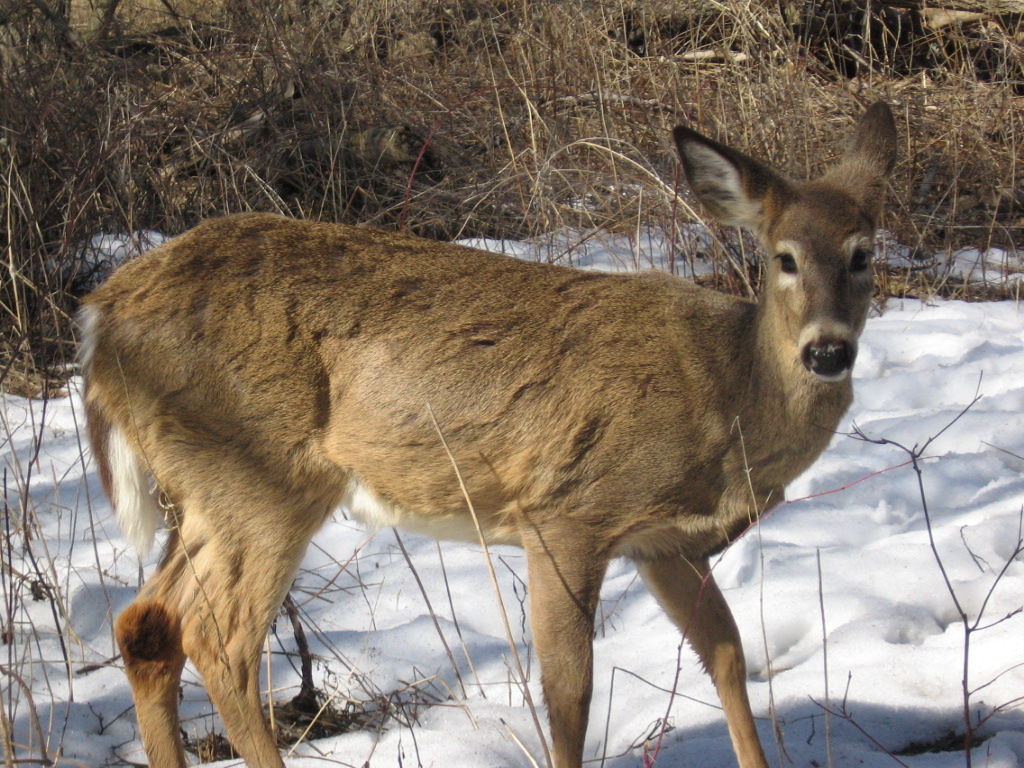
1 0 1021 396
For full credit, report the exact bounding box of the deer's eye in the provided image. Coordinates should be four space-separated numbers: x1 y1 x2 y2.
776 253 798 274
851 248 872 272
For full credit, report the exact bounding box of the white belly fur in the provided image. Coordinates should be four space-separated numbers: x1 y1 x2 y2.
341 476 495 543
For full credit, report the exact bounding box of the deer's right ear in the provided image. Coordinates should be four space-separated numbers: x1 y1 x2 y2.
673 126 788 234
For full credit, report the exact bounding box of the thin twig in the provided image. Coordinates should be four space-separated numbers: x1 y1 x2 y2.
817 550 834 768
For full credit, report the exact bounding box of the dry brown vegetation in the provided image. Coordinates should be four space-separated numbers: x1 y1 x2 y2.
1 0 1022 397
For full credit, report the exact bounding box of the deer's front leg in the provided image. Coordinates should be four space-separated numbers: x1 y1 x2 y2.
523 524 609 768
639 556 769 768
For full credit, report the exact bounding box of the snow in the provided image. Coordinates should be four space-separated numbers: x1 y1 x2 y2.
880 242 1024 290
66 231 170 293
2 232 1023 768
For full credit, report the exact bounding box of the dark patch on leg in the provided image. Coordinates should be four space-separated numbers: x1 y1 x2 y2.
117 601 181 665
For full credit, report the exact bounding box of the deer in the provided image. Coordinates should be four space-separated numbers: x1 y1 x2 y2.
79 101 896 768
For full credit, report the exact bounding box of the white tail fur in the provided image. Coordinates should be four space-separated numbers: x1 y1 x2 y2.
78 304 162 555
108 424 161 554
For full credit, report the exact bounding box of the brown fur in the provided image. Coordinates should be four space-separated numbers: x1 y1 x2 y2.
81 103 896 768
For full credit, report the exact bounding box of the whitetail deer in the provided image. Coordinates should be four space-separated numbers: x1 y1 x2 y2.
80 102 896 768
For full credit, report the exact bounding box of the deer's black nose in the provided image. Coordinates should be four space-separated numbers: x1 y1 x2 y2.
802 340 854 380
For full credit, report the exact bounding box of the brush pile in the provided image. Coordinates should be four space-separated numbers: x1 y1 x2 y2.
1 0 1021 396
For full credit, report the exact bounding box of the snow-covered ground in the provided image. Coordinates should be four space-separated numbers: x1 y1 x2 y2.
2 231 1023 768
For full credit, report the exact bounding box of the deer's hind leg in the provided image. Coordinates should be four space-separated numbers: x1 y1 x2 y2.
116 547 188 768
119 475 336 768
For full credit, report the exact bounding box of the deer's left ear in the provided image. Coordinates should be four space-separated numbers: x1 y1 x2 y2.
824 101 898 217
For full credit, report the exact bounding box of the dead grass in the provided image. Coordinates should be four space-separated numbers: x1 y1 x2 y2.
1 0 1021 396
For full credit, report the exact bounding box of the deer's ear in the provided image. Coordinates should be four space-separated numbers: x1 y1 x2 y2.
673 125 792 233
824 101 898 217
